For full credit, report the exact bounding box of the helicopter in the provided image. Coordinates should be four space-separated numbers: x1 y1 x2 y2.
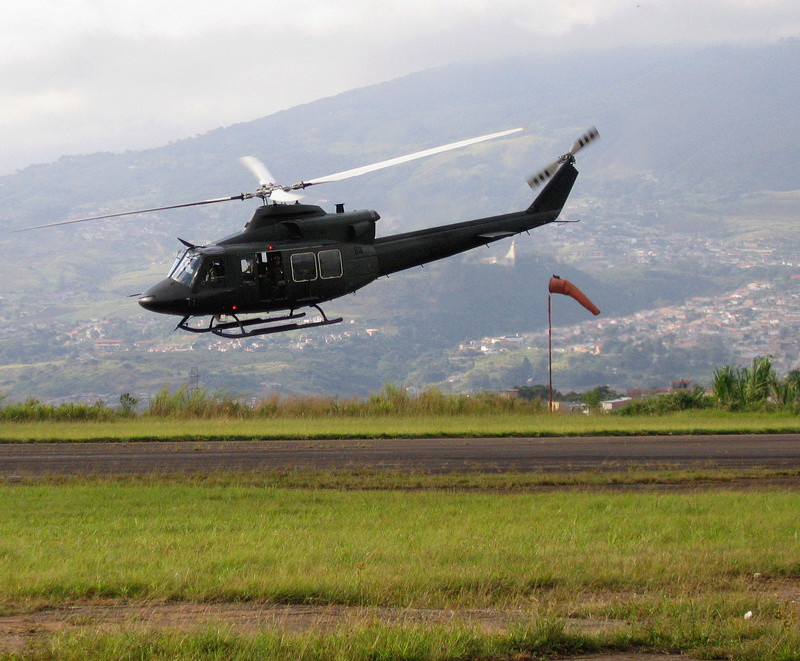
20 126 599 338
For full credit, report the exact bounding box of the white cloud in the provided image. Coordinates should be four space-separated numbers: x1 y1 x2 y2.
0 0 798 174
0 90 84 127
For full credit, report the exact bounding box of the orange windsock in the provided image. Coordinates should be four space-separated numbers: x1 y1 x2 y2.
548 276 600 316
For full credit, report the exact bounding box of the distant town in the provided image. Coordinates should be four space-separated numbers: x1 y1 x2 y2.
53 213 800 369
3 204 799 402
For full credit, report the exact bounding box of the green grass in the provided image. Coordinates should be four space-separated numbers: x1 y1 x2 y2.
2 479 800 658
1 483 799 604
3 408 800 441
3 478 800 658
21 616 800 661
13 614 800 661
15 621 607 661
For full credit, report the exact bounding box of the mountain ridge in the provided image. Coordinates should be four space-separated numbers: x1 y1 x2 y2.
1 41 799 398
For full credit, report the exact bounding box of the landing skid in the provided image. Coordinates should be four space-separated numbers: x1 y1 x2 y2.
176 305 343 338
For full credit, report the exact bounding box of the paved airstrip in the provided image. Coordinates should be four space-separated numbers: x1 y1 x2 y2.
2 434 800 475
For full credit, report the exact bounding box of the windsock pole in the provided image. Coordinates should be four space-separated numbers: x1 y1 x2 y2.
548 294 554 412
547 275 600 413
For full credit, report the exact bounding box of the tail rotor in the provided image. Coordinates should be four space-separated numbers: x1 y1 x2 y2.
526 127 599 190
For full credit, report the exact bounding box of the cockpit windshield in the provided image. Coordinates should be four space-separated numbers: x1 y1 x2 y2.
168 250 187 278
170 250 203 287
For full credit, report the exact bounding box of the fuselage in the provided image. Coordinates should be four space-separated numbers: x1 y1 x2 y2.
138 162 579 320
138 204 382 317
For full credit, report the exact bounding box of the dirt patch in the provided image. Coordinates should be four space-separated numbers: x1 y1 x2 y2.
4 582 798 655
571 657 701 661
0 602 635 655
752 576 800 603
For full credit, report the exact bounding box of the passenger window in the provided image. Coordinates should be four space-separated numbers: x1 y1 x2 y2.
318 250 343 279
290 252 317 282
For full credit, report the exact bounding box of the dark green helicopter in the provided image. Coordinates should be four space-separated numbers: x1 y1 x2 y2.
24 127 598 338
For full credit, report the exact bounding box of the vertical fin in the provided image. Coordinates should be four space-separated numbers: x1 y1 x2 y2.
527 163 578 215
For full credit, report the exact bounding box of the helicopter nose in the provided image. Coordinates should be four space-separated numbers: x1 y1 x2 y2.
138 279 191 315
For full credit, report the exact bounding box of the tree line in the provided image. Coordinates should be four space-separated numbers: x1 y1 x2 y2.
617 356 800 414
1 356 798 421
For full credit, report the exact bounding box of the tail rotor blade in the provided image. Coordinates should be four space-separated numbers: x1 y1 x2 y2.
526 159 562 190
568 127 600 156
527 127 600 190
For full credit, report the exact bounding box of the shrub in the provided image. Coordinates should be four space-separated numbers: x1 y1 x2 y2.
616 387 710 415
145 386 248 419
711 355 800 411
0 398 117 421
118 393 139 417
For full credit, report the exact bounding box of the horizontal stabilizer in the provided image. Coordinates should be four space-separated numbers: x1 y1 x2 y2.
478 231 516 240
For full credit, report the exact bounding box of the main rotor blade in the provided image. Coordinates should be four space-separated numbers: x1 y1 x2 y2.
270 188 304 203
297 127 525 189
239 156 304 202
239 155 276 186
12 194 250 233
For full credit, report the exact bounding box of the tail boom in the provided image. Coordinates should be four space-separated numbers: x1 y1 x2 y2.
374 162 578 276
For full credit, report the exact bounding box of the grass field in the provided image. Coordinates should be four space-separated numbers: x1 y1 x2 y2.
2 408 800 441
2 408 799 658
2 474 800 659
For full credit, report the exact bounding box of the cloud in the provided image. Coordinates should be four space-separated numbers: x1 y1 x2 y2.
1 0 799 174
0 90 84 127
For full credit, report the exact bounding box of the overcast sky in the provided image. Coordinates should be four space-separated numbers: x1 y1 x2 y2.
1 0 798 175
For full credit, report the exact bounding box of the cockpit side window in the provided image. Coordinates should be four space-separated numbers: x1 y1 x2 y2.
199 257 227 288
